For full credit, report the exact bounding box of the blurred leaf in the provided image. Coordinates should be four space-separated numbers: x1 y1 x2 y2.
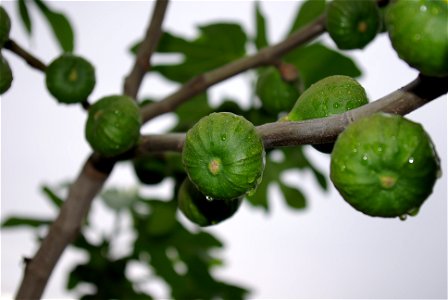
285 43 362 87
131 198 249 299
17 0 33 35
101 187 138 211
1 216 52 228
279 181 306 209
311 165 328 190
41 185 64 208
145 200 178 237
254 2 269 49
173 93 212 131
33 0 74 52
148 23 247 83
287 0 326 35
248 146 327 210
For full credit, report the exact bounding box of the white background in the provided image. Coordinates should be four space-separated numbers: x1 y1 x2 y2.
1 1 447 299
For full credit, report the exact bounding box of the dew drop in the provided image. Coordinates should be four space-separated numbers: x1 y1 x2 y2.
352 148 358 154
420 5 427 12
399 214 407 221
205 195 214 202
376 146 383 153
362 154 368 161
408 157 414 164
407 207 420 217
221 134 227 141
333 102 340 109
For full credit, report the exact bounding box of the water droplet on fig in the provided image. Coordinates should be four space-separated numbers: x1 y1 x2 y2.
420 5 427 12
399 214 407 221
408 157 414 164
221 134 227 141
407 207 419 217
333 102 340 109
205 195 214 202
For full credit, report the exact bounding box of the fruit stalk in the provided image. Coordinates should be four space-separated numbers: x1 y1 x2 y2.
3 39 47 72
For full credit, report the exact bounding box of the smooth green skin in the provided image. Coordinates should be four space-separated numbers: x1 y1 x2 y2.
85 95 141 157
0 54 12 94
0 6 11 47
287 75 368 153
182 112 265 200
327 0 381 50
255 67 300 114
287 75 368 121
330 113 440 218
178 178 242 227
386 0 448 76
46 54 96 104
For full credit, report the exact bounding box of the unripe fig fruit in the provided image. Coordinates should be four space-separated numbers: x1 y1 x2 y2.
182 112 265 200
85 95 141 157
385 0 448 76
286 75 368 153
326 0 381 50
178 177 242 227
330 113 440 218
0 54 12 94
255 66 301 114
0 6 11 47
46 54 96 104
133 154 166 185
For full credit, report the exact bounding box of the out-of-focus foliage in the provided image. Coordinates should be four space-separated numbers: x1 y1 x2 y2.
3 0 365 298
2 185 249 299
15 0 75 52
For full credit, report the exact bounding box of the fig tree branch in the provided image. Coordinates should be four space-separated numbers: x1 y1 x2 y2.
124 0 169 99
4 39 47 72
140 14 327 123
14 1 169 298
135 74 447 153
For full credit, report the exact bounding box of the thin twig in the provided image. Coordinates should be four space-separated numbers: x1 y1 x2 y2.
124 0 169 99
15 1 169 298
4 39 47 72
134 75 447 153
140 14 327 123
